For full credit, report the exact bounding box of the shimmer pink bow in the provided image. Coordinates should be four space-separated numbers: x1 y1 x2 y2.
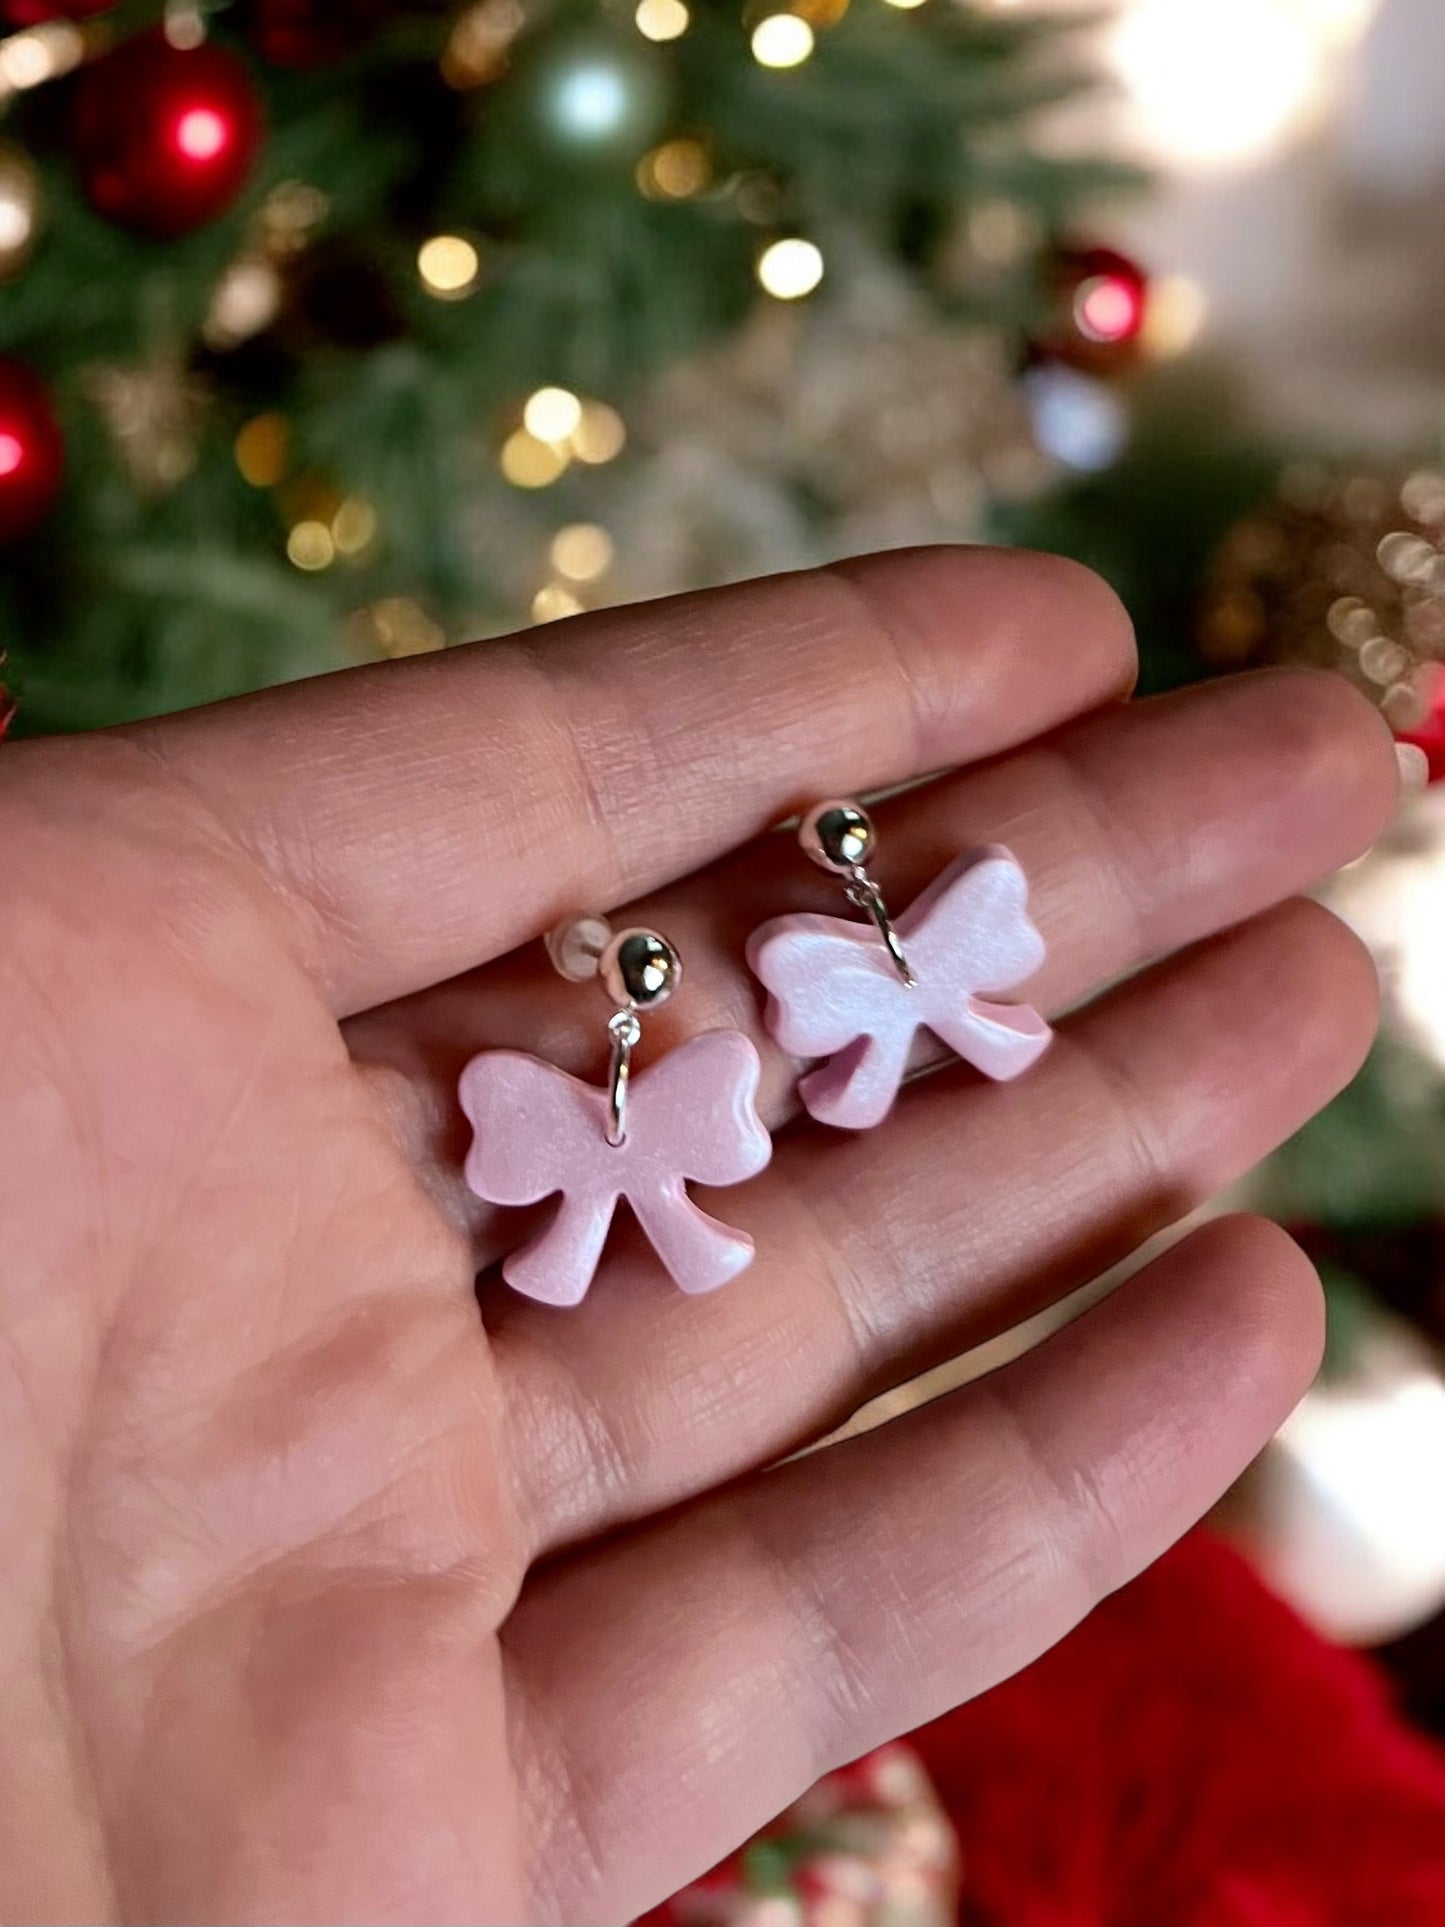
747 845 1051 1130
459 1029 771 1306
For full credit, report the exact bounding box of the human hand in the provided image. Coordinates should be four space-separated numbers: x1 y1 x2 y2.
0 550 1398 1924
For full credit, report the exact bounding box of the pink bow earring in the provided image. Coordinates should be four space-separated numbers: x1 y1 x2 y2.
747 802 1052 1131
458 919 772 1307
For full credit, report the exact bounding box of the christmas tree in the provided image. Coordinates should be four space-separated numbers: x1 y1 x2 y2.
0 0 1149 732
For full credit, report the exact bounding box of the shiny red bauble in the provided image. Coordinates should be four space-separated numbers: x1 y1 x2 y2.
1401 681 1445 783
0 357 64 543
72 32 264 238
0 0 114 23
1034 242 1151 375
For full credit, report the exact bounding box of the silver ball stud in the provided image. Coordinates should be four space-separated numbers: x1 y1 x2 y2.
799 799 875 876
600 927 682 1010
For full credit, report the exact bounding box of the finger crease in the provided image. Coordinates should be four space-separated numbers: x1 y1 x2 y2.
1050 743 1157 983
818 562 941 781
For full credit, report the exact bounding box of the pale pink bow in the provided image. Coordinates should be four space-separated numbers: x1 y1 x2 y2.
459 1029 771 1306
747 846 1051 1130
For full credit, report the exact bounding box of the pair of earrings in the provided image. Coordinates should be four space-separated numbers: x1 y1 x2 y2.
458 806 1052 1307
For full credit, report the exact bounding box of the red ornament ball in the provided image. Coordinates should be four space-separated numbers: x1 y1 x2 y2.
1400 677 1445 783
72 32 263 238
0 357 64 543
1 0 113 22
1036 242 1151 374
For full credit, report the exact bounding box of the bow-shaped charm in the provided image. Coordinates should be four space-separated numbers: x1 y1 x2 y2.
459 1029 771 1306
748 845 1051 1130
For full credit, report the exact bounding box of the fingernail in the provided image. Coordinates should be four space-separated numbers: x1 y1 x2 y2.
1396 741 1430 801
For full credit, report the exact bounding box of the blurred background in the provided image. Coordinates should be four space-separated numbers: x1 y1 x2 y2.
4 0 1445 1878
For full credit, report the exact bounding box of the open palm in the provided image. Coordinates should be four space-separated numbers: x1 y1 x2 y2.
0 550 1397 1924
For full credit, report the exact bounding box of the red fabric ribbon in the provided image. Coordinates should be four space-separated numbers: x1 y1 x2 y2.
911 1530 1445 1924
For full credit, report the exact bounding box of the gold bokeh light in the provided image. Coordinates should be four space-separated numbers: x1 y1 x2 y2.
757 236 824 299
635 0 690 41
569 401 627 465
751 14 814 67
523 386 584 443
501 430 571 488
287 520 335 571
234 413 290 488
0 22 84 91
418 234 481 298
550 523 615 583
332 497 378 556
533 582 586 623
637 137 711 200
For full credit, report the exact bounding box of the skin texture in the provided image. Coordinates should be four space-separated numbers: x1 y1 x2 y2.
0 548 1400 1925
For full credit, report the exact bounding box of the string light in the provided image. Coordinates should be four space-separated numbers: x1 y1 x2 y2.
570 401 627 464
635 0 689 42
523 385 584 443
1402 471 1445 523
636 137 711 200
204 258 282 348
0 21 84 91
1141 274 1208 358
1110 0 1321 169
417 234 480 299
501 430 571 488
259 180 329 259
163 2 207 51
499 395 628 478
751 15 814 68
1359 636 1412 687
551 523 614 582
0 146 37 275
879 0 928 9
332 497 377 556
757 236 824 300
548 59 635 142
441 0 524 87
351 596 446 657
287 519 335 570
0 194 29 252
234 412 290 488
532 582 586 623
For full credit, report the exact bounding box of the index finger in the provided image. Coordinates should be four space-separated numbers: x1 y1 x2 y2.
128 548 1135 1014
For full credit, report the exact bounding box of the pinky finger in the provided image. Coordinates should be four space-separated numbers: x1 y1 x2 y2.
502 1215 1324 1925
